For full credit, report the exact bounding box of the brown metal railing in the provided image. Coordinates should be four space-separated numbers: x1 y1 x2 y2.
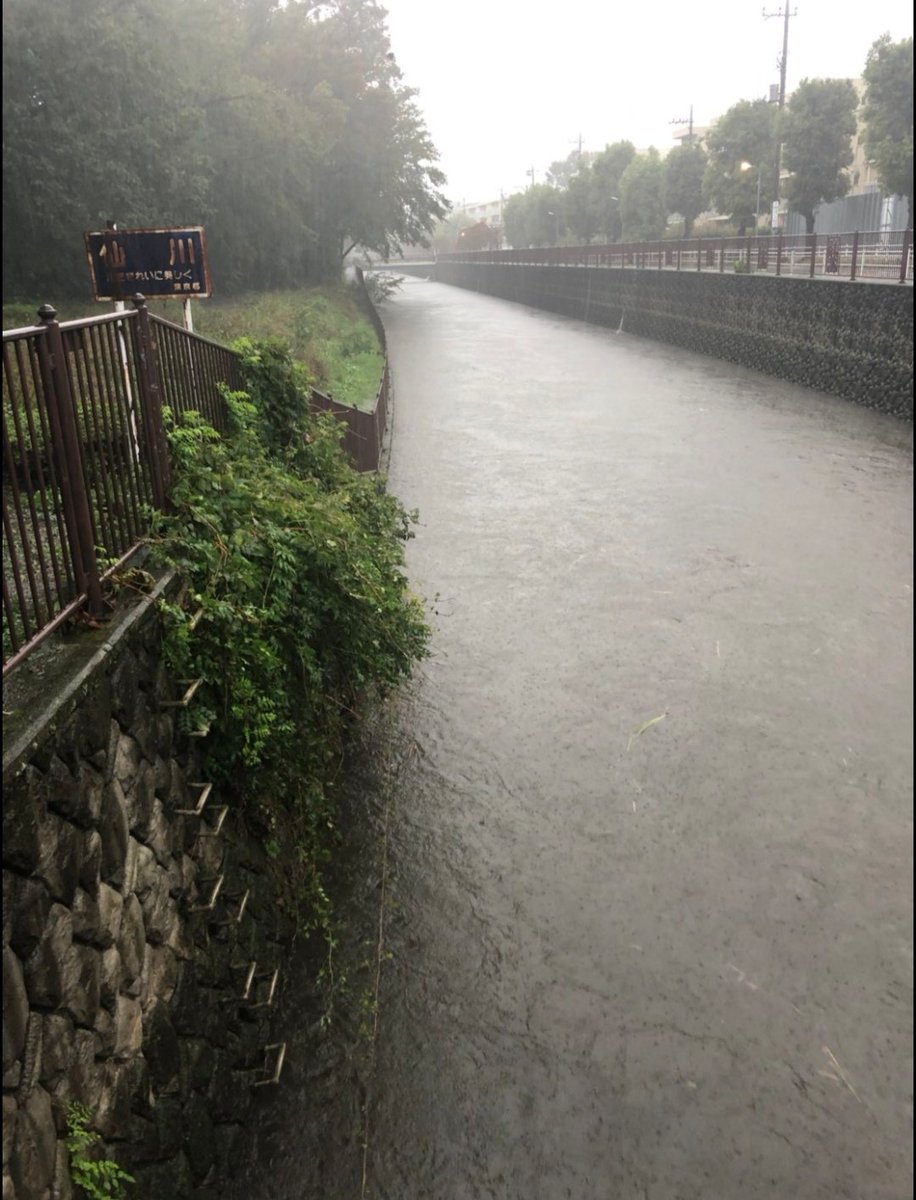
3 284 390 675
309 267 390 472
3 297 205 673
438 228 914 284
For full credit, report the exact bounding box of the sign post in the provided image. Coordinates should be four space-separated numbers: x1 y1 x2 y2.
85 225 211 331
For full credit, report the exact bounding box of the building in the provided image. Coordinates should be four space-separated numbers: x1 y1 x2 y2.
454 198 503 224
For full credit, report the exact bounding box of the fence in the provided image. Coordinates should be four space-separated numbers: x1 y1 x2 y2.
310 268 390 473
3 281 389 675
438 228 914 284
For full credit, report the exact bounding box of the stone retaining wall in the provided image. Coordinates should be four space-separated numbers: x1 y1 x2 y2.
419 263 914 420
2 575 295 1199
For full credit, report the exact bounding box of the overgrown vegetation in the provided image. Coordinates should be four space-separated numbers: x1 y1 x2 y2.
191 287 385 410
65 1103 134 1199
151 339 429 927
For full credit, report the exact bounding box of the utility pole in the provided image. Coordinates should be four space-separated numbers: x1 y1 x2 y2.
570 133 584 162
763 5 798 226
527 166 536 189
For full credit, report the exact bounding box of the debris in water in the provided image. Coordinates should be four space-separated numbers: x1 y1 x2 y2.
821 1046 861 1103
627 712 667 751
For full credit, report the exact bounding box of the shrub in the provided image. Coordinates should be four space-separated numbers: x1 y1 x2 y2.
152 340 429 923
66 1104 134 1199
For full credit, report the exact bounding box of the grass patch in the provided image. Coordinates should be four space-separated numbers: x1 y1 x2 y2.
3 286 384 412
192 287 384 411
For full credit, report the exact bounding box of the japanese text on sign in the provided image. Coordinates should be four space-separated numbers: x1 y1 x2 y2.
84 226 211 300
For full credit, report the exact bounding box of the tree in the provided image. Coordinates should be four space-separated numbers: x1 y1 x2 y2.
566 169 600 244
862 34 914 227
502 185 563 247
663 143 708 237
2 0 447 296
243 0 447 276
502 191 529 248
2 0 211 297
782 78 857 234
590 141 635 241
430 209 473 253
703 99 776 234
546 148 594 189
619 149 666 241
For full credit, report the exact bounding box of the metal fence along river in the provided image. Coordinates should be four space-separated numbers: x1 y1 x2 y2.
2 284 388 675
438 228 914 284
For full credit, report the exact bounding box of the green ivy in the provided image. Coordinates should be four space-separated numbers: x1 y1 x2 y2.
151 340 429 925
65 1104 134 1200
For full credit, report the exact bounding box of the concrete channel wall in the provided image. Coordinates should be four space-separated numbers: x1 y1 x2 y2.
396 263 913 420
2 575 294 1200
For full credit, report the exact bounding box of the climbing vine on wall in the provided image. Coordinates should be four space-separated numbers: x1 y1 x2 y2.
152 340 429 922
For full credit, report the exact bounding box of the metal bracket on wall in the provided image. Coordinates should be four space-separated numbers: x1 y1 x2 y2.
243 967 279 1010
209 887 250 927
175 781 213 816
188 873 224 913
252 1043 287 1087
159 677 202 708
198 805 229 837
224 959 258 1003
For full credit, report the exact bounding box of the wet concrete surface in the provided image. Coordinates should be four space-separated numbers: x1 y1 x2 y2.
233 278 913 1199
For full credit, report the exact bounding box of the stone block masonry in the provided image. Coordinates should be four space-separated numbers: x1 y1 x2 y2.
2 574 295 1199
423 263 913 420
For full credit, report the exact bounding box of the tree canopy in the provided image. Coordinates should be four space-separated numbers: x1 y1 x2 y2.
503 185 564 248
782 78 858 234
702 99 776 234
663 143 708 237
2 0 447 298
861 34 914 226
590 142 636 242
620 149 667 242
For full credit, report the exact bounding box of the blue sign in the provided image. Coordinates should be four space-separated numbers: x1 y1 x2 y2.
84 226 211 300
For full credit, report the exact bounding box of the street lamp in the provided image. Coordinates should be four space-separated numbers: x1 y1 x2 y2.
547 210 560 245
740 162 762 229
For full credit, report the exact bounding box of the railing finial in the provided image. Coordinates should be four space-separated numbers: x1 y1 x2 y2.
131 293 148 310
37 304 57 324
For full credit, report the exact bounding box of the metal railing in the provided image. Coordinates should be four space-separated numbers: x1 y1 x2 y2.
309 268 390 472
2 298 243 674
438 228 914 284
3 284 390 675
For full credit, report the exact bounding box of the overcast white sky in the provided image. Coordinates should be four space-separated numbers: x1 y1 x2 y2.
381 0 913 205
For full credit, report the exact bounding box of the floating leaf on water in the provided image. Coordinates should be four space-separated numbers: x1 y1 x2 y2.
634 712 667 737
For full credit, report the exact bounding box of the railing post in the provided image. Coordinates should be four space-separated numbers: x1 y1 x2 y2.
899 227 912 284
776 232 783 276
746 235 753 272
36 305 104 617
696 237 702 271
131 294 172 506
850 230 859 282
719 243 725 273
809 232 817 278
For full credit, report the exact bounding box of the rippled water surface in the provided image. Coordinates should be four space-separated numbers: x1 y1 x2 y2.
229 278 913 1200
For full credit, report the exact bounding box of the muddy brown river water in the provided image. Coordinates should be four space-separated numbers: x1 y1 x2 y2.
228 277 913 1200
